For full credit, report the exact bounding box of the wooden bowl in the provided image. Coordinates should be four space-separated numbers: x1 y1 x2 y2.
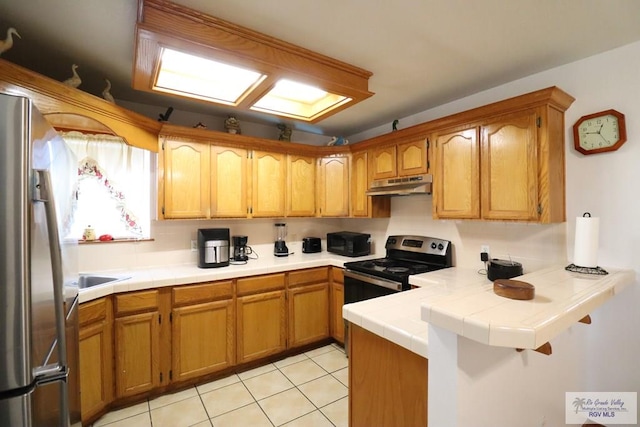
493 279 535 300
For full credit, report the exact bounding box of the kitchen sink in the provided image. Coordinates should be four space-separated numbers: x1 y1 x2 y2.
78 274 130 289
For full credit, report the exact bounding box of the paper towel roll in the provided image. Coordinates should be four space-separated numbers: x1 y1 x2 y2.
573 214 599 268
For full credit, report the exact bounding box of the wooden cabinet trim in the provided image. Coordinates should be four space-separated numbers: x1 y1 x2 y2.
79 297 108 326
172 281 233 306
236 273 286 296
115 290 160 315
288 267 329 288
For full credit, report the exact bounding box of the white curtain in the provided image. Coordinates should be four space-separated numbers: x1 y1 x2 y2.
61 131 151 239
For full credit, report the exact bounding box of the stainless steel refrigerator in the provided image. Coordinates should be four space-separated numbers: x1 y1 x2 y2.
0 93 81 426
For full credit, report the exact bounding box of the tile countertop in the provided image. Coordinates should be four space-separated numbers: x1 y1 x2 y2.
77 250 381 304
342 265 636 359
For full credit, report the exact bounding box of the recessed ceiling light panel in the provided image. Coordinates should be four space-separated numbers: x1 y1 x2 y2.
154 48 266 105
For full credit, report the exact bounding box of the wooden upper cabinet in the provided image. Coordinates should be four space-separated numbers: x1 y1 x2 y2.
318 155 349 217
433 126 480 219
350 151 370 217
162 139 210 219
251 151 286 217
211 146 248 217
481 110 539 221
370 145 397 180
398 139 428 176
287 155 316 217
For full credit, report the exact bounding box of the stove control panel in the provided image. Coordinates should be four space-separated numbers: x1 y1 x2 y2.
385 235 450 256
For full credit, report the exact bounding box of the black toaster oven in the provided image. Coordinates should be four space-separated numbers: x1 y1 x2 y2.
326 231 371 257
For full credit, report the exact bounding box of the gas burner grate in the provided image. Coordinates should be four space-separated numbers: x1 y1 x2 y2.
565 263 608 275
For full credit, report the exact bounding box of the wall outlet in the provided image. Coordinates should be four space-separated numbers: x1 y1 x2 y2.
190 240 197 252
481 244 490 254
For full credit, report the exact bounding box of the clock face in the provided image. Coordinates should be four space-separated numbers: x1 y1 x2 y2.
573 109 627 155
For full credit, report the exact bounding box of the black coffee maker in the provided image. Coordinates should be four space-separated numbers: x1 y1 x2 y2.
232 235 249 262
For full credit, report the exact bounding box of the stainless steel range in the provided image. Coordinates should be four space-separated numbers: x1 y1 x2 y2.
343 235 453 303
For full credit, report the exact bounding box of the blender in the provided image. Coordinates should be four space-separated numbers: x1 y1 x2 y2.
274 223 289 257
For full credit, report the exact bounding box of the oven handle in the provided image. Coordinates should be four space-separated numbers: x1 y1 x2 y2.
344 269 402 291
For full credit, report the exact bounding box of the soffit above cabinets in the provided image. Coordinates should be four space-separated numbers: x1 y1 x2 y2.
132 0 374 123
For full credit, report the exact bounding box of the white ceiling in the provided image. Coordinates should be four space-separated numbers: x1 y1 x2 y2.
2 0 640 137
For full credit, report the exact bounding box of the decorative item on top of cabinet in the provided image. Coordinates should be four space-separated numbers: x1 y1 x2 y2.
224 115 241 134
62 64 82 88
0 27 21 55
318 154 349 217
101 79 115 104
157 106 174 122
572 109 626 155
277 123 292 141
432 86 574 223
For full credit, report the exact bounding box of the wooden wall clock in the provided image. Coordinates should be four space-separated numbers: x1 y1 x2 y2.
573 109 626 155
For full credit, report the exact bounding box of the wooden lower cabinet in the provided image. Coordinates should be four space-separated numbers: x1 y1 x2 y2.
330 267 345 344
236 289 287 364
288 268 330 348
349 324 428 427
78 297 113 424
172 299 235 382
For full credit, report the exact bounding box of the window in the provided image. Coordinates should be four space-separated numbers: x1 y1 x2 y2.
61 131 152 240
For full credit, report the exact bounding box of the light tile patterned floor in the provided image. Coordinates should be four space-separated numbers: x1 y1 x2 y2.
92 344 348 427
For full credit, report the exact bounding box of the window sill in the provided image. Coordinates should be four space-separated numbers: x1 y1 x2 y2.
78 238 154 244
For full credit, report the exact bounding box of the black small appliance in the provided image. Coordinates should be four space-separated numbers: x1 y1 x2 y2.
232 235 249 262
197 228 230 268
326 231 371 257
487 259 523 281
302 237 321 253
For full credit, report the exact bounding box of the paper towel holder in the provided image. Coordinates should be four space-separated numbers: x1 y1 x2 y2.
565 212 608 275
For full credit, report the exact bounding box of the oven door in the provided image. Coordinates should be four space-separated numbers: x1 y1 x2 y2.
344 269 402 303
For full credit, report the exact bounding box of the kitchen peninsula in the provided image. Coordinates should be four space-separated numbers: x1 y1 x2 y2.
343 266 635 426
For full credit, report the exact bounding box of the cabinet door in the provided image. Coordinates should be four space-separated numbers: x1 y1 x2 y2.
288 283 330 348
433 127 480 219
163 139 210 219
287 155 316 216
481 110 539 221
350 151 369 217
211 146 248 217
318 156 349 217
115 311 160 398
172 300 235 382
398 138 428 176
251 151 286 217
330 268 345 343
79 310 113 422
370 145 397 180
236 290 286 364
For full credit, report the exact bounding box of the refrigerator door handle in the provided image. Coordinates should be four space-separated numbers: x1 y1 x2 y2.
33 169 71 426
33 169 68 371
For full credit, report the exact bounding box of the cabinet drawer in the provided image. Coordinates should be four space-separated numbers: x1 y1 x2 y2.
288 267 329 288
330 267 344 284
237 273 285 296
115 290 159 315
173 281 233 306
79 298 108 326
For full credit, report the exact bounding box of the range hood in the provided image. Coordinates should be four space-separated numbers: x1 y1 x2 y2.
366 173 432 196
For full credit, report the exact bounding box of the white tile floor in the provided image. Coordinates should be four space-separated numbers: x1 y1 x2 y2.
92 344 348 427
